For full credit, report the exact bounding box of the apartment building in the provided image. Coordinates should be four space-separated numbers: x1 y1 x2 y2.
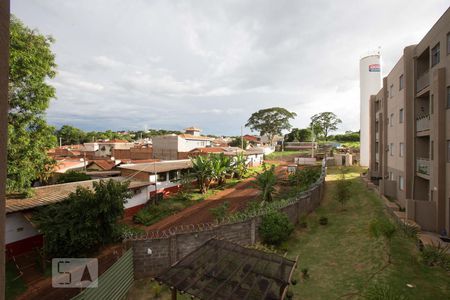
369 7 450 234
152 127 213 160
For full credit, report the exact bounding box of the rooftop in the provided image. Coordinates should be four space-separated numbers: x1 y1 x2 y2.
156 239 297 300
118 159 192 174
6 178 151 213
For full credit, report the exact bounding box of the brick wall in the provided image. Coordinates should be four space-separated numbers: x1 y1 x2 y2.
128 162 326 278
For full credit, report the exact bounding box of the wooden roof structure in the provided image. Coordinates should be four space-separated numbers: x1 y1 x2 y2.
155 239 298 300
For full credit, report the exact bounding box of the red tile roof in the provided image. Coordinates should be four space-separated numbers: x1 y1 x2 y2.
88 160 117 171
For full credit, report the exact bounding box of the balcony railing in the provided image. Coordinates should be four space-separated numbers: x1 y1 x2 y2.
416 158 430 176
416 114 430 132
416 71 430 93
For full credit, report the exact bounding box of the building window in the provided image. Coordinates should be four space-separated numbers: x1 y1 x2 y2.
169 170 179 182
447 33 450 55
375 142 379 153
447 87 450 109
399 74 404 90
447 140 450 163
431 141 434 161
390 113 394 127
390 143 394 156
399 176 404 191
390 84 394 98
389 172 394 181
431 94 434 114
399 108 404 123
431 43 440 67
399 143 404 157
157 172 167 182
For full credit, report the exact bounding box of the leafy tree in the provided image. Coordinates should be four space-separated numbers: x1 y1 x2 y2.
56 170 91 184
284 128 312 142
33 180 131 257
55 125 87 145
289 166 321 191
369 218 397 263
255 164 277 203
229 137 248 149
310 112 342 141
259 211 294 246
8 16 57 194
245 107 297 145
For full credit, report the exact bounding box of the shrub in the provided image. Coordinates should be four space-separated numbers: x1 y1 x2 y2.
364 284 408 300
210 201 230 221
259 211 294 246
319 216 328 225
369 218 397 263
133 201 186 226
289 166 321 190
301 268 309 279
334 168 351 208
255 164 277 203
420 242 450 270
56 170 91 184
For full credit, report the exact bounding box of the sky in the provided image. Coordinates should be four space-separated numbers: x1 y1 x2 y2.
11 0 450 136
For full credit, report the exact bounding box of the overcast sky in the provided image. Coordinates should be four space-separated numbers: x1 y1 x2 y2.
11 1 449 136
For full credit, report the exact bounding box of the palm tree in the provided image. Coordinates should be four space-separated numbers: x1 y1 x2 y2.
191 155 214 193
255 164 277 204
211 153 231 186
233 152 248 179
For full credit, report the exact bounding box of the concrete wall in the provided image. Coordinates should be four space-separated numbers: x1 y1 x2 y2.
126 166 325 278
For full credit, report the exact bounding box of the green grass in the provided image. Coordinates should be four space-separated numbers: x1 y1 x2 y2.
282 166 450 299
6 262 27 300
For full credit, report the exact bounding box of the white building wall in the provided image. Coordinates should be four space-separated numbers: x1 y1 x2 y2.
360 54 382 166
124 186 150 209
5 212 40 244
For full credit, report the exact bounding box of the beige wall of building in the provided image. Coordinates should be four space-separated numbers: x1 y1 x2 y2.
369 7 450 234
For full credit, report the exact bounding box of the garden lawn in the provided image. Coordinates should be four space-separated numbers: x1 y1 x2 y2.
283 166 450 300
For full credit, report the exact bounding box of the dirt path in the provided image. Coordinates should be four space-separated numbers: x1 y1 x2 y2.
146 162 291 231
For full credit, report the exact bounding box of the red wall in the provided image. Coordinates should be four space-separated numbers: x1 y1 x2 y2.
6 234 43 258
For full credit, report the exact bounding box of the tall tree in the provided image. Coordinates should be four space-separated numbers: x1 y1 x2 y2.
245 107 297 145
310 112 342 141
55 125 86 145
8 16 57 194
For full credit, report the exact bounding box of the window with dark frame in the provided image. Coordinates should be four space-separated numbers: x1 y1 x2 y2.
447 86 450 109
447 140 450 163
399 176 404 191
447 33 450 55
431 141 434 161
399 108 404 123
399 143 404 157
431 43 440 67
399 74 404 90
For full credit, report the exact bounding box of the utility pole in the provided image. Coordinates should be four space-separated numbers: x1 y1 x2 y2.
240 126 243 149
0 2 10 299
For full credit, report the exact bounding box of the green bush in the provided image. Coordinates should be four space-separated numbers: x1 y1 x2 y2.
364 284 408 300
421 243 450 270
319 216 328 225
56 170 91 184
289 166 321 190
259 211 294 245
133 201 188 226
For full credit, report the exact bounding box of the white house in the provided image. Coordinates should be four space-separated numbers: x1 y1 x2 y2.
152 127 213 160
84 139 135 157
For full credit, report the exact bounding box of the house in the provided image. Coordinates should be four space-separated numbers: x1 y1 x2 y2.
118 160 193 199
112 146 153 160
152 127 214 160
5 178 151 257
84 139 135 158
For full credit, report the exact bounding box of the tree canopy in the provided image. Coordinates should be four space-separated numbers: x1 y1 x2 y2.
310 112 342 141
245 107 297 145
33 179 131 257
8 16 57 194
284 128 312 142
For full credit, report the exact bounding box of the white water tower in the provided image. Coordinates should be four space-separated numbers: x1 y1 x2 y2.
359 53 382 167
